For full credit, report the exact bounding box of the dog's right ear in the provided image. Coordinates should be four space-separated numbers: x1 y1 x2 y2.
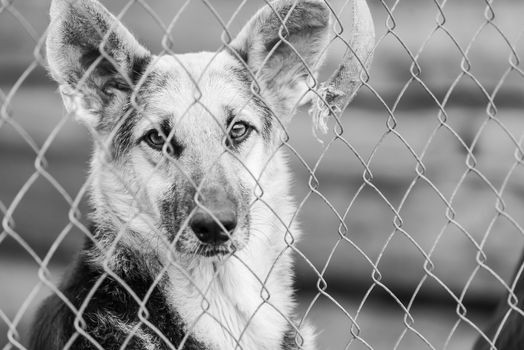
46 0 151 127
230 0 331 118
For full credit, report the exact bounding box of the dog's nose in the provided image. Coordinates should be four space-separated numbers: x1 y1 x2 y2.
190 208 237 245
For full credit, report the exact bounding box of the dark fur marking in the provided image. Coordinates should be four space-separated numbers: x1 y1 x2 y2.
29 227 208 350
160 120 185 158
225 106 236 126
161 186 195 244
250 92 274 140
131 55 152 85
235 48 248 65
111 106 138 160
139 70 172 96
224 106 237 150
226 62 273 140
62 2 120 51
266 2 330 44
85 57 151 156
281 325 301 350
78 50 151 93
79 49 119 77
264 37 285 55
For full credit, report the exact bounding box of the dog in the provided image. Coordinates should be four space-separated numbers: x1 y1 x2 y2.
29 0 337 349
473 250 524 349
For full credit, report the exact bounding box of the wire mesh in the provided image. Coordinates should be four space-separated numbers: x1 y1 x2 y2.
1 0 524 349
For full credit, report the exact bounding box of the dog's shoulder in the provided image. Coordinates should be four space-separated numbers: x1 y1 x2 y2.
28 286 71 349
28 253 103 349
29 246 207 350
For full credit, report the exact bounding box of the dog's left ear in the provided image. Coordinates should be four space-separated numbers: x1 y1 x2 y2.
46 0 151 127
230 0 331 117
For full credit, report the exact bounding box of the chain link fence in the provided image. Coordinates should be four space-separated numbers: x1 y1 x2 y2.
1 0 524 349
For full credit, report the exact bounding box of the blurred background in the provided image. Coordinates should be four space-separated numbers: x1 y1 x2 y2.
1 0 524 349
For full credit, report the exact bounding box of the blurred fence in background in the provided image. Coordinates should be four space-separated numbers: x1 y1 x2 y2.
1 0 524 349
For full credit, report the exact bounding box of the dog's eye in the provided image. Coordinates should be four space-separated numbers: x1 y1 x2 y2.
229 122 251 143
143 129 166 150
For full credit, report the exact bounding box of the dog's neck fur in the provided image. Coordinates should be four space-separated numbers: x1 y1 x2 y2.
162 191 298 350
164 246 294 350
86 151 312 350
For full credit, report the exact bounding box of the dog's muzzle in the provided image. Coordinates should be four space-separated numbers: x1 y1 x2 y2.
189 187 237 246
190 207 236 245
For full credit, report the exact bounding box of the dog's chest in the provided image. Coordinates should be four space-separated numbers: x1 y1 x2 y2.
166 260 291 350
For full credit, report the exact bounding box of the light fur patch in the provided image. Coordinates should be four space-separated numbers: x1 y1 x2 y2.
98 312 160 350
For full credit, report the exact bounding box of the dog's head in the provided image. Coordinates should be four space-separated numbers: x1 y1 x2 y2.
46 0 331 259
